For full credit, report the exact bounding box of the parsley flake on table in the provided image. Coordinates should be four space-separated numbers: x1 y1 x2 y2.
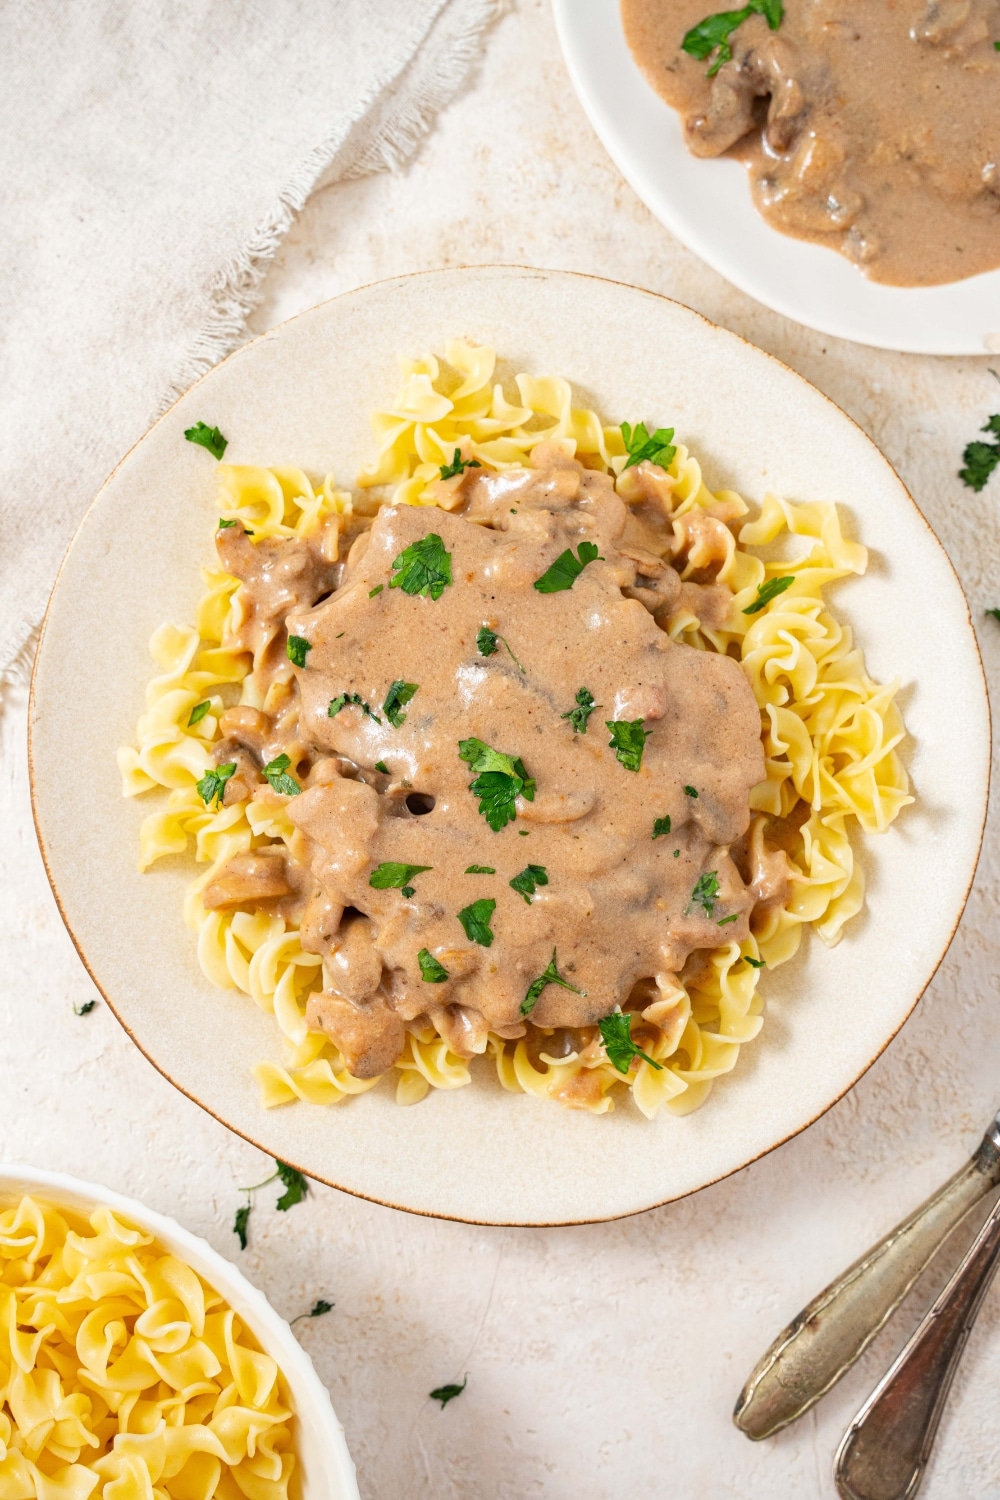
418 948 450 983
286 634 312 667
744 575 795 615
987 609 1000 624
684 785 698 798
457 897 496 947
233 1159 309 1249
291 1299 333 1325
383 680 419 728
691 870 721 917
652 815 671 839
390 533 452 600
682 0 783 76
745 955 766 968
598 1011 663 1074
534 541 603 594
196 761 236 808
74 1000 97 1016
184 421 228 460
476 625 525 672
430 1376 467 1409
960 413 1000 492
328 692 382 724
188 699 211 726
509 864 548 903
562 687 596 734
263 753 300 796
439 449 481 480
606 719 650 772
620 420 676 471
458 737 535 831
233 1204 251 1251
520 948 586 1018
465 864 495 874
369 862 432 892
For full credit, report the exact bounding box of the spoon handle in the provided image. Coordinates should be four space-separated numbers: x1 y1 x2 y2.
733 1121 1000 1441
835 1193 1000 1500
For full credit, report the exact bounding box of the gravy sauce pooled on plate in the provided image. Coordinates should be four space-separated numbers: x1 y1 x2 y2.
209 446 764 1079
621 0 1000 286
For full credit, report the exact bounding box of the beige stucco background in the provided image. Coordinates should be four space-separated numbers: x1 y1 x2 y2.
5 3 1000 1495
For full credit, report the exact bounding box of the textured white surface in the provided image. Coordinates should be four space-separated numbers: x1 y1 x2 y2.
4 1 1000 1495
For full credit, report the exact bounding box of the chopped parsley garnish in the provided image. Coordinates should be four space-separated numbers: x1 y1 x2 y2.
383 680 419 727
457 897 496 947
718 913 738 926
188 699 211 726
465 864 496 874
652 815 671 839
598 1012 663 1074
196 761 236 808
328 692 382 724
744 575 795 615
476 625 525 673
291 1300 333 1325
375 760 390 774
684 785 698 798
74 1000 97 1016
430 1376 467 1408
520 949 586 1018
184 421 228 459
234 1159 309 1249
263 753 301 796
510 864 548 903
390 533 453 600
286 634 312 667
418 948 450 982
620 420 676 471
369 584 384 597
691 870 720 916
218 517 237 529
744 955 766 968
682 0 783 76
533 542 603 594
960 413 1000 492
369 862 432 891
439 449 482 480
562 687 596 734
606 719 650 772
458 737 536 831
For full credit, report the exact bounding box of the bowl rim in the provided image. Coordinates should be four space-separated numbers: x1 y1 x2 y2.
27 264 993 1226
0 1162 360 1499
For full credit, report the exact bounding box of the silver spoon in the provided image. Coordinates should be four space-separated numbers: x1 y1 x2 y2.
733 1109 1000 1441
835 1187 1000 1500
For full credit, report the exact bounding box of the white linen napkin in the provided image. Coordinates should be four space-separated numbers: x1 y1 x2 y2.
0 0 498 675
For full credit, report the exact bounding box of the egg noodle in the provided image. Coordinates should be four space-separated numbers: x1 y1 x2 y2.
118 342 911 1117
0 1195 293 1500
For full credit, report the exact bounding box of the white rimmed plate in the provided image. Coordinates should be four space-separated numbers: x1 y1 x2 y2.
0 1164 359 1500
29 266 989 1224
552 0 1000 355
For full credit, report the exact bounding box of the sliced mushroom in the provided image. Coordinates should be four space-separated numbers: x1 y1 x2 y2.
305 991 405 1078
202 850 292 910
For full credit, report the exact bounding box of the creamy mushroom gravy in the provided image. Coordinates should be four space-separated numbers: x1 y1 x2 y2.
203 445 772 1080
621 0 1000 286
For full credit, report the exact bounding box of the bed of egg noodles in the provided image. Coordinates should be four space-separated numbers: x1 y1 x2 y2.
0 1195 293 1500
118 342 911 1117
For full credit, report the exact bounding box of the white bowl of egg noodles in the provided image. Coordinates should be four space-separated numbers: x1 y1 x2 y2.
0 1165 359 1500
29 267 989 1224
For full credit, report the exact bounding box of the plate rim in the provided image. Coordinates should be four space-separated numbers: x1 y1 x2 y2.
551 0 1000 356
28 264 993 1225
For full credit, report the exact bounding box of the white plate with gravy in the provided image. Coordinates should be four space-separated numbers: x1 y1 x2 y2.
553 0 1000 355
29 267 989 1224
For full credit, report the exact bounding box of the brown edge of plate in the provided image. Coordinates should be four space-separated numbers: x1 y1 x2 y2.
26 264 994 1227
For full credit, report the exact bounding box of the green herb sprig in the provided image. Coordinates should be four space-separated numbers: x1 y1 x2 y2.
476 625 525 673
606 719 650 772
287 635 312 667
652 815 671 839
520 949 586 1018
439 449 482 480
390 534 453 600
184 422 228 460
383 680 419 727
263 753 300 796
188 700 211 726
196 762 237 808
370 862 432 899
430 1376 467 1408
418 948 450 982
533 542 603 594
328 692 382 724
598 1012 663 1074
562 687 597 734
960 414 1000 492
457 898 496 947
291 1300 333 1326
74 1000 97 1016
682 0 783 76
458 738 536 831
233 1160 309 1250
744 576 795 615
509 864 548 903
620 421 676 470
690 870 721 916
